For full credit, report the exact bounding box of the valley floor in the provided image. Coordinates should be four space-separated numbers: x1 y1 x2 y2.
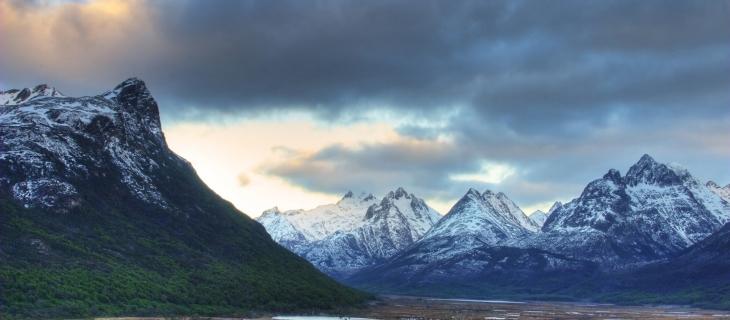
93 295 730 320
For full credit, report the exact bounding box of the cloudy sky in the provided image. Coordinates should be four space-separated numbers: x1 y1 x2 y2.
2 0 729 216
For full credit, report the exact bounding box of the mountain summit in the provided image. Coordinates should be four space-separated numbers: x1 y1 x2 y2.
534 154 730 266
421 188 538 246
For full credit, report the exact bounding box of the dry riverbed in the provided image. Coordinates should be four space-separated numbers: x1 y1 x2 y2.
95 295 730 320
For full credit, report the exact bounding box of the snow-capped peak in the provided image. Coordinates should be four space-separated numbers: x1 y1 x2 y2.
364 187 441 235
257 188 442 277
548 201 563 214
536 154 730 265
529 210 548 227
707 181 730 203
603 168 622 182
422 188 536 245
260 206 282 217
103 77 147 98
466 187 482 197
1 84 65 105
258 190 378 242
624 154 692 187
387 186 410 199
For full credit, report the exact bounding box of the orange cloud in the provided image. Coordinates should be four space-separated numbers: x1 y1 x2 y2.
0 0 162 88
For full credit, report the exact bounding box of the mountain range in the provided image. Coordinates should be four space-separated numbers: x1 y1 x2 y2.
260 154 730 307
0 79 366 318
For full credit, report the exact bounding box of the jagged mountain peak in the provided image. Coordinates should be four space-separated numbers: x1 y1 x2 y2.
260 206 281 217
258 189 440 277
105 77 149 99
103 78 163 136
603 168 622 182
426 188 537 242
465 187 481 197
529 210 548 227
537 154 730 265
337 190 375 205
387 186 411 199
548 201 563 214
624 154 687 186
1 83 65 105
638 153 657 165
495 191 512 201
259 190 379 245
627 154 661 176
706 181 730 191
368 188 438 221
707 181 730 203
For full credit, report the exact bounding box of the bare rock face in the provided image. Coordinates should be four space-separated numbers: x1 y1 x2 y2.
1 78 173 211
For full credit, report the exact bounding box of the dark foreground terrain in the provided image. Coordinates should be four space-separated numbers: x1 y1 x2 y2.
91 295 730 319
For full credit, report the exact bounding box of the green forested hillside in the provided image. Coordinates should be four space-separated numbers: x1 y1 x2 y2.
0 182 367 319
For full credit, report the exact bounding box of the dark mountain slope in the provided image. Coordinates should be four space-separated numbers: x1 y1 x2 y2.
0 79 366 319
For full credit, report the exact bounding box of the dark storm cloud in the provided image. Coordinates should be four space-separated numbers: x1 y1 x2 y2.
4 0 728 120
152 0 730 124
2 0 729 209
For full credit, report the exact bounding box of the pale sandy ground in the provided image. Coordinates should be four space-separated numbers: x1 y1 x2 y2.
93 295 730 320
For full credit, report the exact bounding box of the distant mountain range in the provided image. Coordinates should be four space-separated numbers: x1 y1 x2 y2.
0 79 366 318
260 154 730 307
